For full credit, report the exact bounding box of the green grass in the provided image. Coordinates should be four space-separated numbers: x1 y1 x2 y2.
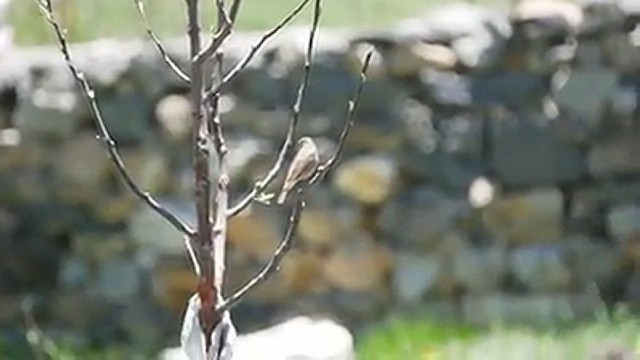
6 310 640 359
10 0 441 45
357 311 640 360
0 335 151 360
10 0 519 45
357 317 478 360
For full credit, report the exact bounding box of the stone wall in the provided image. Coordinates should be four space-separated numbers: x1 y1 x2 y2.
0 0 639 351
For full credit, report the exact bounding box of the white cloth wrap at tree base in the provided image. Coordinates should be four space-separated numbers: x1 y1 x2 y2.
180 294 237 360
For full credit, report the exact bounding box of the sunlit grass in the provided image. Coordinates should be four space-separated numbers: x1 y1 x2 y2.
10 0 439 45
357 310 640 360
10 0 518 45
357 318 478 360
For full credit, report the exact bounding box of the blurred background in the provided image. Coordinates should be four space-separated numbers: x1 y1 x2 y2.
1 0 640 358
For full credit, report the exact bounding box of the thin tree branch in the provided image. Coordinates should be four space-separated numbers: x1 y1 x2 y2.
220 51 372 314
36 0 195 237
226 0 321 217
206 0 312 98
228 0 242 23
310 49 373 185
22 300 45 360
193 0 233 65
133 0 190 83
215 0 232 29
217 195 305 313
22 297 70 360
185 235 201 276
195 28 230 65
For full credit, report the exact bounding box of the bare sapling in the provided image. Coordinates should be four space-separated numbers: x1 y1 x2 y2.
36 0 372 358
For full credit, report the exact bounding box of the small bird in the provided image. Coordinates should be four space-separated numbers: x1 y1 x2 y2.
277 137 320 204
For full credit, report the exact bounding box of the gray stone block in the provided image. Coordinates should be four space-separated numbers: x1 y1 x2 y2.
453 247 506 293
380 188 468 248
607 204 640 241
393 252 441 304
555 68 618 126
588 125 640 177
490 113 586 186
508 245 571 292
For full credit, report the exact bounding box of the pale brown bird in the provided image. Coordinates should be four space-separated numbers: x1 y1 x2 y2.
277 137 320 204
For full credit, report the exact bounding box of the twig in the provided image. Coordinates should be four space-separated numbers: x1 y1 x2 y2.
228 0 242 23
36 0 194 237
217 195 305 313
193 0 233 65
191 0 241 66
133 0 190 83
206 0 312 98
195 27 229 65
22 300 45 360
310 49 373 184
22 298 65 360
220 20 369 315
215 0 232 29
226 0 321 217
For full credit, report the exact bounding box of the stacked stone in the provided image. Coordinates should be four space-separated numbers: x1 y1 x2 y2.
348 0 640 326
0 0 638 349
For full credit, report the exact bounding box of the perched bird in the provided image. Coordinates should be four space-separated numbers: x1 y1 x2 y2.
277 137 319 204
